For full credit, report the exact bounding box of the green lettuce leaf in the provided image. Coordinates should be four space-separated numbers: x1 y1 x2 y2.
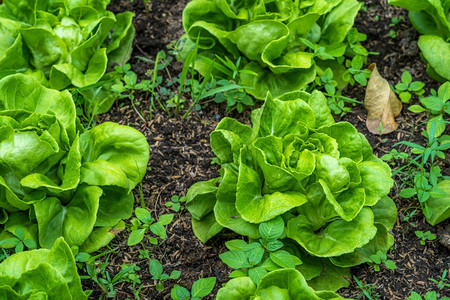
0 74 150 252
0 237 87 299
425 180 450 225
0 0 136 113
181 0 363 99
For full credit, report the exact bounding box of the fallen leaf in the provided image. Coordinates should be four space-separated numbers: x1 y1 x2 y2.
364 63 402 134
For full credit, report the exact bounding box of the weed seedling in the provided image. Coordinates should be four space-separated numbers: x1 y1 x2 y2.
381 149 409 166
0 249 10 263
166 195 187 212
219 216 301 285
408 291 450 300
396 118 450 221
389 29 397 39
128 208 174 246
342 55 372 86
369 250 397 272
415 230 437 245
139 248 151 260
170 277 217 300
73 250 91 269
184 55 255 116
401 207 418 227
429 269 450 290
149 259 181 292
310 67 362 116
394 71 425 102
354 276 381 300
82 258 142 298
0 227 36 253
111 64 146 122
390 16 404 27
408 82 449 138
388 16 403 39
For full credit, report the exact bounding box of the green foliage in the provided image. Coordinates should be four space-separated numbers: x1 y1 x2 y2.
408 291 450 300
122 50 250 119
0 237 87 299
369 250 397 272
354 276 381 300
149 259 181 292
401 207 419 227
429 269 450 290
0 74 150 253
166 195 187 212
181 0 368 99
219 217 301 285
396 115 450 225
186 90 396 291
112 64 146 121
171 277 217 300
205 56 255 114
312 67 363 116
388 0 450 81
0 249 9 263
381 149 410 166
82 258 142 298
394 71 425 103
388 16 404 39
0 0 135 114
216 268 348 300
342 54 372 86
0 227 36 254
415 230 437 245
127 209 174 246
408 82 449 138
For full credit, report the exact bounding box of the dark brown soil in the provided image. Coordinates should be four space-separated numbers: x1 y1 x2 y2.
83 0 450 299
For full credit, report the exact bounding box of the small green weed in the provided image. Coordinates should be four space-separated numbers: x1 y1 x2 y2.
394 70 425 102
128 208 174 246
429 269 450 290
381 148 409 166
0 249 10 263
408 82 449 138
342 55 372 86
0 227 36 253
369 250 397 272
415 230 437 245
401 207 418 227
309 67 362 116
388 16 404 39
170 277 217 300
81 258 142 298
219 216 301 285
396 118 450 220
408 291 450 300
354 276 381 300
111 64 146 122
166 195 187 212
149 259 181 292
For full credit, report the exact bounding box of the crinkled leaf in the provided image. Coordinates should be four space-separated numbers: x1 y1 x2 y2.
287 208 377 257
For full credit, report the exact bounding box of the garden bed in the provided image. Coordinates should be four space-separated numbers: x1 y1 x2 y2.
83 0 450 299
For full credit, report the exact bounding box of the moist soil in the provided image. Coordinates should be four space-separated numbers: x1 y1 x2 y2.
85 0 450 299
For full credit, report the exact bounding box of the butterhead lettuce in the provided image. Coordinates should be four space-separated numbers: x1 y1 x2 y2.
186 90 396 290
0 74 149 252
0 0 135 113
0 237 87 299
181 0 362 99
389 0 450 81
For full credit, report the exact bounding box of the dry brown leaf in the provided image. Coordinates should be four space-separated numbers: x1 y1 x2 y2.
364 63 402 134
